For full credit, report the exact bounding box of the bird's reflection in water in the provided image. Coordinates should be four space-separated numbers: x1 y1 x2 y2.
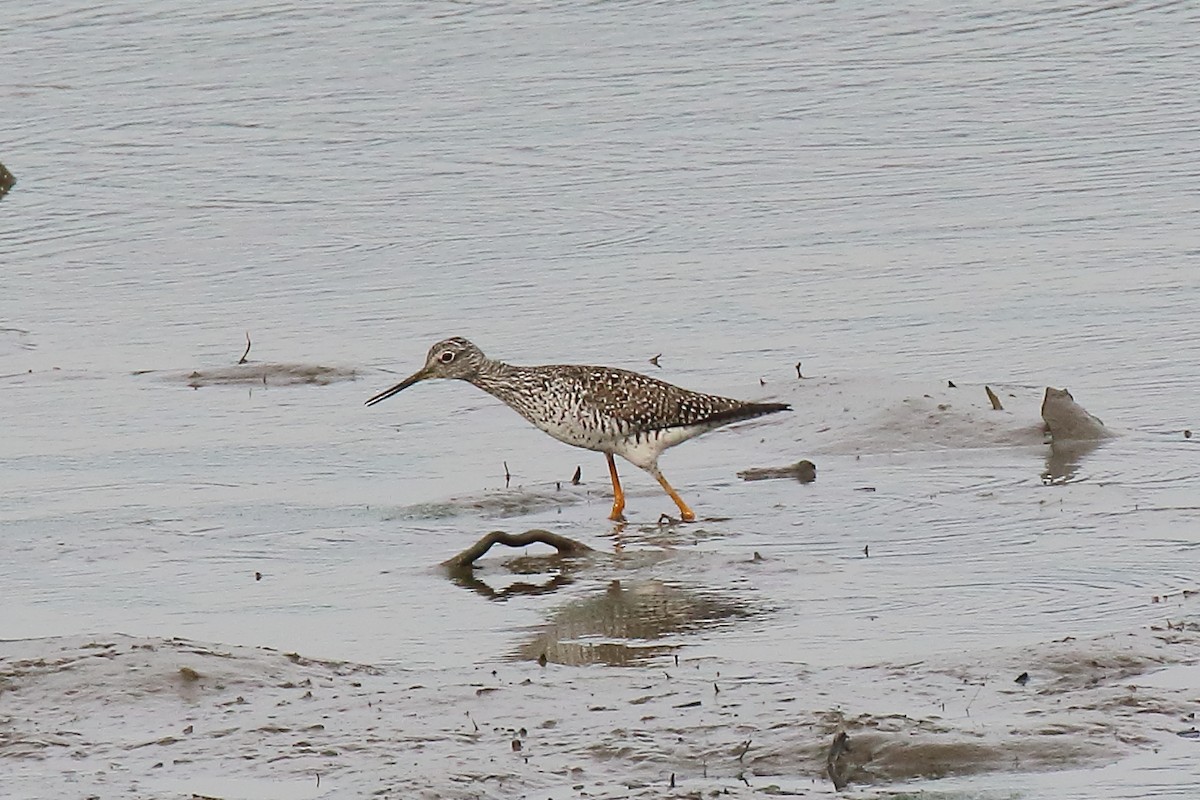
1041 439 1104 485
514 579 753 667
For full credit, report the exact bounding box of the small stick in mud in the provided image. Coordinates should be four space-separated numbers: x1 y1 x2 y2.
795 361 803 379
238 332 252 364
571 466 581 485
985 385 1004 410
503 461 511 488
965 681 985 716
826 730 852 791
736 739 752 761
649 353 662 368
441 529 595 568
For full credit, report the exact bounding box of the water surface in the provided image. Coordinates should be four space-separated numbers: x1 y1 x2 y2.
3 1 1198 796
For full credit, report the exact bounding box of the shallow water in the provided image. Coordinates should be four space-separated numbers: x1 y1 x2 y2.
3 0 1199 796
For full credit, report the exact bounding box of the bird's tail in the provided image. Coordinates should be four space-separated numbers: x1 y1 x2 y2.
699 402 790 427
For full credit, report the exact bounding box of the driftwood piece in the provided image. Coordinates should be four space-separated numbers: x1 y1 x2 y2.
441 529 595 569
737 459 816 483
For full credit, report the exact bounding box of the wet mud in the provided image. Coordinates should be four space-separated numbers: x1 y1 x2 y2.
6 352 1195 799
391 486 592 519
1041 387 1116 442
3 372 1195 796
146 364 360 388
773 378 1141 492
2 612 1195 799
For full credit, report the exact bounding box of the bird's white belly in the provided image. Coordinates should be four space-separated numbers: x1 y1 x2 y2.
530 415 707 471
533 416 614 452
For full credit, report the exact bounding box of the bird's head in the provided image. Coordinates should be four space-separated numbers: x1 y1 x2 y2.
365 337 487 406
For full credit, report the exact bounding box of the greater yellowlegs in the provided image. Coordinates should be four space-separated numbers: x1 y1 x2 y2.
366 337 790 522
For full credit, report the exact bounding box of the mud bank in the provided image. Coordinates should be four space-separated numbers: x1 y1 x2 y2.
2 612 1196 799
144 363 360 387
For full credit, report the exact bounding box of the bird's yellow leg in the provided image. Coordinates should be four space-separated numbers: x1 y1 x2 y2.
654 471 696 522
606 453 626 521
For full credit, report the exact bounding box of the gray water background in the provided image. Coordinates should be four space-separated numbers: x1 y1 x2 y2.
4 0 1199 723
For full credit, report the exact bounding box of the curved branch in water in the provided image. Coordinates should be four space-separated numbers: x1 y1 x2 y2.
441 529 595 569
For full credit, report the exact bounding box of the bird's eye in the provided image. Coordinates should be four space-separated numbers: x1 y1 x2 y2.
439 351 456 364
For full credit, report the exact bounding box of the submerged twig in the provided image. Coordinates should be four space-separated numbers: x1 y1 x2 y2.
441 529 594 568
985 385 1003 410
571 466 582 485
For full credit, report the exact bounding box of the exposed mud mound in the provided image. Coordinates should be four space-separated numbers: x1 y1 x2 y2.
146 364 359 387
391 486 591 519
799 379 1119 457
1041 387 1115 441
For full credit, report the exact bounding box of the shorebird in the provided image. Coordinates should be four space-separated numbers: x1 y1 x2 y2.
366 337 790 522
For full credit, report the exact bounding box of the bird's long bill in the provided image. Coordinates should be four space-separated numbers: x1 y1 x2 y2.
365 367 431 406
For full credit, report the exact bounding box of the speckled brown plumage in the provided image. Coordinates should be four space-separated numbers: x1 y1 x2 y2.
367 337 790 522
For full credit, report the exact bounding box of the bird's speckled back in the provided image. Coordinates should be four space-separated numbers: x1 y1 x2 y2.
472 361 782 438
